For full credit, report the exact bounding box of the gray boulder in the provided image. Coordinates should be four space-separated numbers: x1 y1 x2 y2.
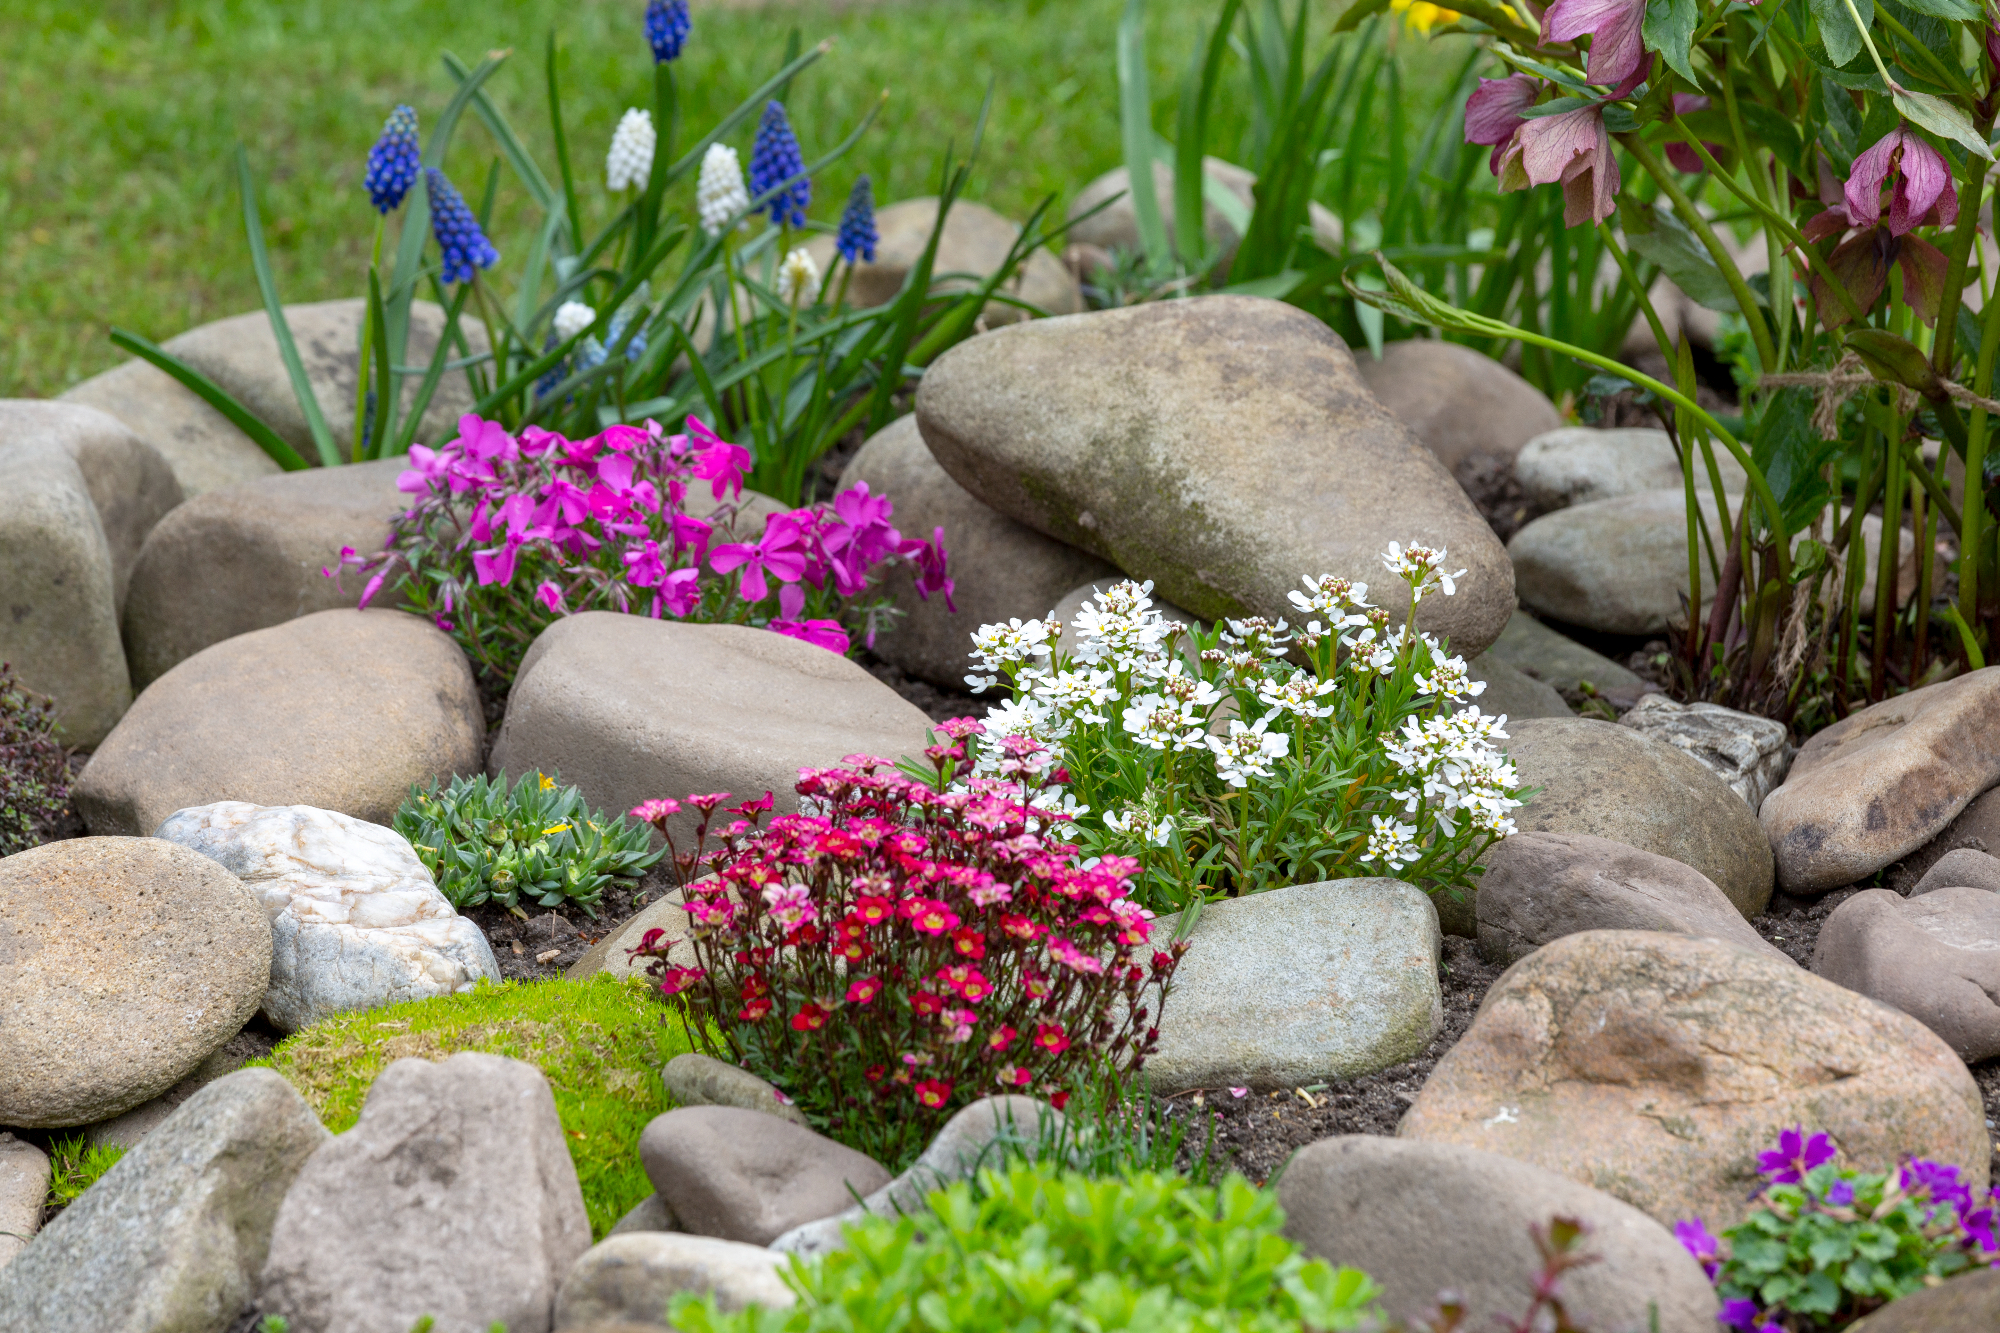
81 1030 275 1150
838 414 1114 691
1066 157 1342 271
1814 887 2000 1062
1762 669 2000 894
0 838 270 1128
1617 693 1794 814
122 457 409 688
639 1107 891 1246
1890 785 2000 894
566 889 694 984
1847 1266 2000 1331
1514 426 1745 511
0 439 132 746
61 358 284 499
803 198 1079 325
1911 847 2000 898
154 802 499 1032
913 296 1515 657
1482 609 1643 697
0 1068 327 1333
1354 340 1562 473
606 1194 679 1237
0 400 183 613
75 608 484 837
259 1053 592 1333
1464 654 1572 721
1503 716 1775 917
0 1134 48 1271
490 615 933 847
1279 1136 1718 1333
1144 879 1442 1095
555 1233 794 1331
772 1097 1062 1256
1477 831 1788 964
662 1054 811 1128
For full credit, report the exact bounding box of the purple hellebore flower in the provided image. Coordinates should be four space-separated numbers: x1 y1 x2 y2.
1497 102 1622 226
1847 127 1959 236
1757 1126 1838 1184
1664 94 1724 174
1672 1218 1721 1281
1464 74 1540 174
1541 0 1648 87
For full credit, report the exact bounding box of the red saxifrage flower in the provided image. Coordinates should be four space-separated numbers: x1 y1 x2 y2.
625 753 1186 1165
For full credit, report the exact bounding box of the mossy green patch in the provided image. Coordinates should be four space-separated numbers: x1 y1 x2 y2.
252 975 695 1239
44 1135 126 1209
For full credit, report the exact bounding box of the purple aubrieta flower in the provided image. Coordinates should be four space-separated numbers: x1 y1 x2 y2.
1825 1178 1856 1207
365 105 421 214
425 168 500 284
836 175 878 265
1672 1218 1721 1281
1901 1158 1976 1224
645 0 691 63
1717 1298 1782 1333
748 101 810 229
1757 1126 1837 1184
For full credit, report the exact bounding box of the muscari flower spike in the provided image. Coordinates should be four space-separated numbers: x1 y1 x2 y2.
836 175 878 264
646 0 691 63
696 143 750 237
365 105 421 214
424 168 499 284
607 108 657 192
749 101 811 229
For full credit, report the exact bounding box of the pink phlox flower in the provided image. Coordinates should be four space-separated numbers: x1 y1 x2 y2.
599 424 648 454
687 416 752 500
1498 100 1622 227
398 443 451 495
670 513 714 565
623 540 672 588
901 527 956 610
1463 74 1540 174
1757 1126 1837 1184
534 580 566 614
771 618 850 653
518 425 563 456
656 567 701 618
709 512 810 602
1846 127 1958 236
1541 0 1647 87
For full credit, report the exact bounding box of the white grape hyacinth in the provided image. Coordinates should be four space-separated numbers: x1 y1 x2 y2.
776 246 822 307
552 300 596 344
696 143 750 236
605 108 656 192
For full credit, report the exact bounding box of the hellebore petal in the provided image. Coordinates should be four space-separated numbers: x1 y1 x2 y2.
1466 74 1540 145
1542 0 1648 87
1847 128 1958 237
1812 226 1896 327
1663 94 1724 174
1897 232 1951 324
1510 105 1621 225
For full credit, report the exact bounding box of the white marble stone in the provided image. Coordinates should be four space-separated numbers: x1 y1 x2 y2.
1617 694 1794 815
154 802 500 1031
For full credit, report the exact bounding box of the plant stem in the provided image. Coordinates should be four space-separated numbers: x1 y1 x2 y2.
1932 120 1994 377
1622 135 1777 372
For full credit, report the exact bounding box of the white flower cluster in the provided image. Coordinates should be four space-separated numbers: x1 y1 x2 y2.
606 109 656 192
696 144 750 237
552 300 596 344
1377 708 1523 852
776 247 822 306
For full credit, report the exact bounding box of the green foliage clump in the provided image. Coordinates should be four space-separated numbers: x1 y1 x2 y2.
252 976 697 1239
669 1162 1383 1333
43 1134 125 1209
394 771 659 913
0 664 70 857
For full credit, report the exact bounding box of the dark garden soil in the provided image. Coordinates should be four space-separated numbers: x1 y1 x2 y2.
466 860 685 984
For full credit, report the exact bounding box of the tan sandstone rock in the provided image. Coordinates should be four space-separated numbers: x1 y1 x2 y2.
1813 886 2000 1063
1399 930 1989 1231
1354 340 1562 473
803 197 1080 325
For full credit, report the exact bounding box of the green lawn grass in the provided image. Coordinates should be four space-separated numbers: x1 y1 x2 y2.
0 0 1301 401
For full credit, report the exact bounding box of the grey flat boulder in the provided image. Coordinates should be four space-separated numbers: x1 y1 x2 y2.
555 1232 794 1331
0 1068 327 1333
1514 426 1745 510
1482 609 1642 697
1144 878 1442 1095
1279 1136 1718 1333
1477 830 1788 964
1762 668 2000 893
1464 653 1572 721
259 1053 591 1333
914 296 1514 656
1911 847 2000 897
804 197 1079 325
1503 716 1774 917
640 1106 891 1246
1618 693 1794 814
1814 886 2000 1062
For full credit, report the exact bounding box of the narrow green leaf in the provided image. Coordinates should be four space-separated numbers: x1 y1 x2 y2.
1895 0 1980 20
1118 0 1171 271
110 328 311 471
1332 0 1392 30
1892 88 1994 159
1810 0 1870 68
546 32 584 254
235 146 340 466
1642 0 1700 83
366 271 394 461
441 50 558 212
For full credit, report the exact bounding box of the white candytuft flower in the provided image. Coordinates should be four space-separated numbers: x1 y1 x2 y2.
1381 540 1466 605
552 300 596 343
1364 814 1420 868
606 108 657 191
696 143 750 236
1207 716 1289 788
776 246 821 306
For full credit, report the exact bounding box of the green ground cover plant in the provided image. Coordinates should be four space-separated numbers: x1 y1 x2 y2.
41 1135 126 1212
0 665 70 857
252 975 698 1238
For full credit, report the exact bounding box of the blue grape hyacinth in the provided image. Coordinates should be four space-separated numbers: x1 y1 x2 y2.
836 175 878 264
748 101 810 229
365 106 421 214
425 168 499 284
646 0 691 63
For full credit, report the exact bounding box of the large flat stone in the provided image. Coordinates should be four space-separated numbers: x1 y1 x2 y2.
639 1107 891 1246
61 358 285 498
1502 716 1775 917
1814 886 2000 1062
489 615 933 846
1144 878 1442 1094
913 296 1515 656
1482 609 1642 695
75 608 484 837
837 414 1113 691
0 837 270 1128
0 439 132 746
0 1068 327 1333
122 457 409 688
1762 668 2000 893
1400 930 1988 1231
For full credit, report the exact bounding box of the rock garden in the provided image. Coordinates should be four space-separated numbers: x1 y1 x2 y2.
11 1 2000 1331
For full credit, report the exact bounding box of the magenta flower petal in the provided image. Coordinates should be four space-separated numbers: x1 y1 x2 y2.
1465 74 1539 146
1542 0 1648 86
1845 129 1956 236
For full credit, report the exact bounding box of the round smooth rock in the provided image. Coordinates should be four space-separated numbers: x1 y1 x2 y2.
1400 930 1988 1232
1502 716 1774 917
1762 668 2000 894
1910 847 2000 898
0 838 271 1128
1889 784 2000 894
1514 426 1746 511
1354 340 1561 473
640 1107 892 1246
554 1233 793 1331
1813 886 2000 1062
802 197 1079 324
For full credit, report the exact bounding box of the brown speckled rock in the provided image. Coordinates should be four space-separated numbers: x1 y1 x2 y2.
913 297 1515 657
74 609 483 837
1761 668 2000 894
1399 930 1988 1231
0 838 271 1128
